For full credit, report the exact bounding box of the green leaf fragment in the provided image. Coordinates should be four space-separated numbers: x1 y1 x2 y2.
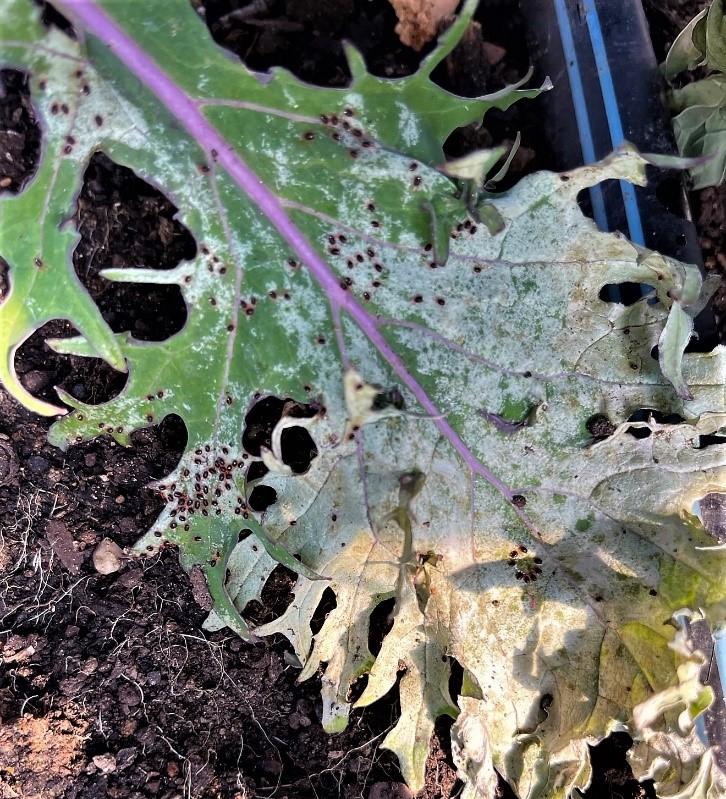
487 131 522 185
659 303 695 401
663 9 709 80
441 146 508 185
706 0 726 72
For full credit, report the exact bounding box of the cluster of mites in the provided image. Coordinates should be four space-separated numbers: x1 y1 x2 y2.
508 544 543 583
40 69 99 157
315 224 451 308
150 445 254 548
451 218 480 241
197 244 294 321
303 114 486 301
303 109 425 189
303 108 373 161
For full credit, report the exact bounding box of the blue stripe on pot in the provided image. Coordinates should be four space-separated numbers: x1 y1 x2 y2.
581 0 645 246
552 0 608 232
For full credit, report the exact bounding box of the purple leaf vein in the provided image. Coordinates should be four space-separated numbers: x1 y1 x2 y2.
56 0 514 500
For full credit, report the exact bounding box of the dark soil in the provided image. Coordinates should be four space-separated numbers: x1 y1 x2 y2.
0 2 721 798
0 69 41 193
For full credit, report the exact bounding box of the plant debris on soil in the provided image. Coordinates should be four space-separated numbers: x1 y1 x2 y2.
0 1 722 798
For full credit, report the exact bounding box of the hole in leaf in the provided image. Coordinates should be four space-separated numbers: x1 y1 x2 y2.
242 395 319 473
16 320 128 406
583 731 657 799
0 257 9 303
697 434 726 450
132 413 188 478
0 69 42 193
347 673 369 704
35 1 75 36
247 460 269 482
528 690 555 728
367 596 394 656
248 483 277 512
310 586 337 635
447 657 464 699
598 283 655 305
242 395 313 455
243 562 297 625
699 493 726 537
576 181 620 226
625 408 685 439
685 322 719 354
260 562 296 612
73 152 194 341
280 426 318 474
586 413 616 441
245 461 278 511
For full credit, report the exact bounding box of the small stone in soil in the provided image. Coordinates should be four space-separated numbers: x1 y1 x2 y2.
368 781 414 799
27 455 49 473
116 747 138 769
288 711 311 729
92 538 124 574
22 370 52 393
92 753 117 774
117 683 141 707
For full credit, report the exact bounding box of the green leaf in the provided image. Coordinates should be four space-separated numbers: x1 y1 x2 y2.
658 302 695 401
1 2 725 797
671 75 726 111
672 95 726 188
663 8 708 80
664 3 726 187
706 0 726 72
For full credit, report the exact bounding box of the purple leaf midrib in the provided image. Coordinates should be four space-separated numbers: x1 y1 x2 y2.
56 0 514 501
